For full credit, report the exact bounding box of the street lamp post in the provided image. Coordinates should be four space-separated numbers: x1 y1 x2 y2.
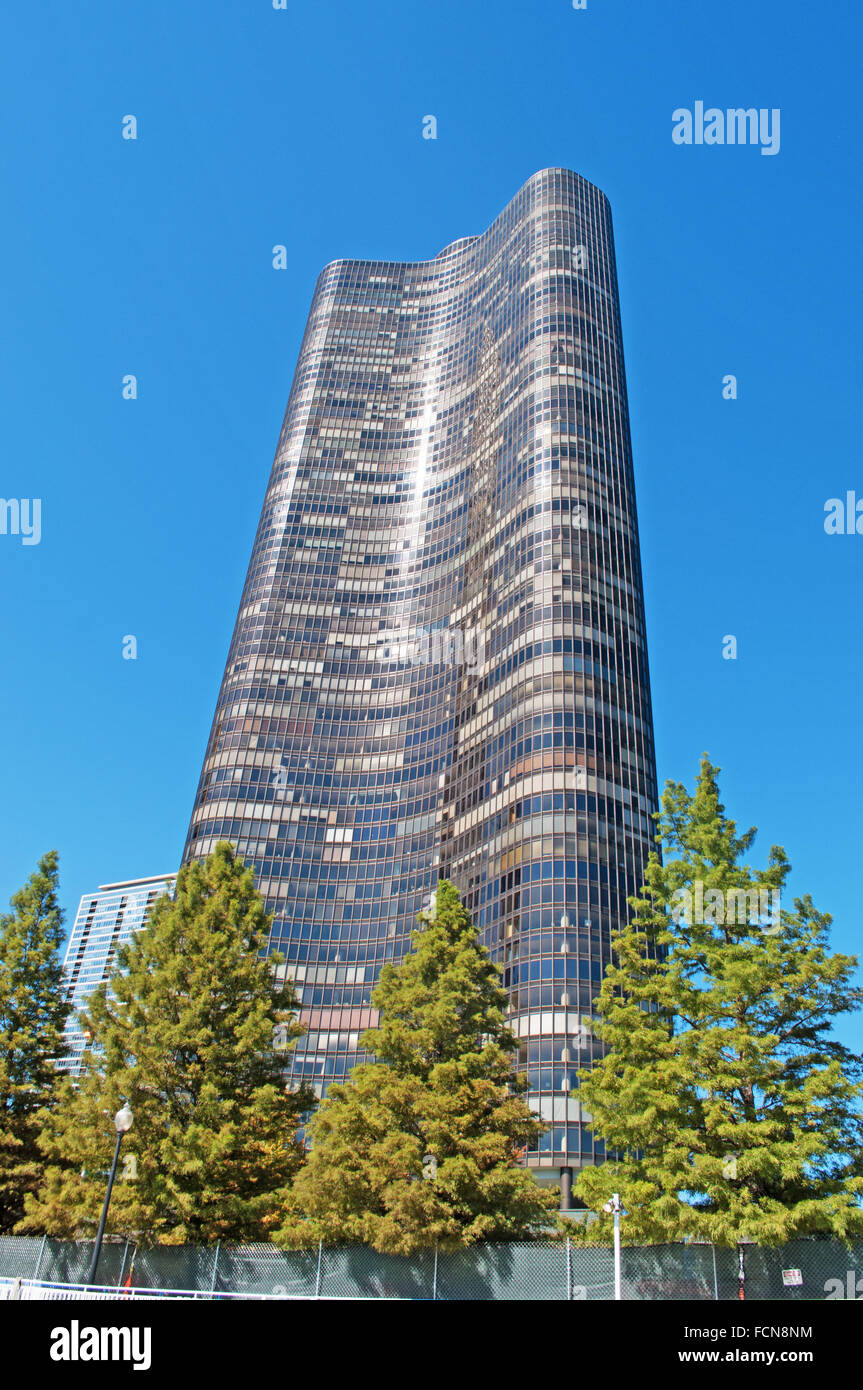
86 1102 133 1287
603 1192 623 1300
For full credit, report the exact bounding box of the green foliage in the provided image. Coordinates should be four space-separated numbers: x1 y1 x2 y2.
277 880 558 1253
21 843 314 1244
575 755 863 1247
0 851 69 1232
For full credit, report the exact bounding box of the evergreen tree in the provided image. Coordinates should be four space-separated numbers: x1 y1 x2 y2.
0 851 69 1232
277 880 558 1253
21 843 314 1244
575 755 863 1247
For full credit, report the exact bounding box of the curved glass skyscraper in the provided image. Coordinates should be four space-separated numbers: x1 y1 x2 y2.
184 168 657 1190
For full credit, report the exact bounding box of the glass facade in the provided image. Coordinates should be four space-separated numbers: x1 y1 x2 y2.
184 168 658 1177
58 874 176 1076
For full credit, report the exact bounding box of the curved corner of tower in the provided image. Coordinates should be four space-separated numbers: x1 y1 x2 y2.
434 235 479 260
522 165 612 208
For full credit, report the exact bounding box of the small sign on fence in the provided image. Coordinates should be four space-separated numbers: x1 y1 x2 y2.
782 1269 803 1287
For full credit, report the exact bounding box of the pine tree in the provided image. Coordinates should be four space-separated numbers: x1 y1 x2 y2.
0 851 69 1232
20 842 314 1244
276 880 558 1253
575 755 863 1247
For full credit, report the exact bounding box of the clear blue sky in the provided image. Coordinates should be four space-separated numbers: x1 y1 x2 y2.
1 1 860 1045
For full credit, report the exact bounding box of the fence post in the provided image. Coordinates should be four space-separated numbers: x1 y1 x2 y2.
314 1239 323 1299
117 1239 130 1290
712 1245 719 1302
432 1243 438 1301
210 1241 221 1296
566 1238 572 1301
33 1234 47 1281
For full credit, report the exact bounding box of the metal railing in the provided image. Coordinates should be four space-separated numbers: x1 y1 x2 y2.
0 1276 379 1302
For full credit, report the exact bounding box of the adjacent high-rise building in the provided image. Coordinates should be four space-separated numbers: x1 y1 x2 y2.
58 874 176 1075
184 169 658 1195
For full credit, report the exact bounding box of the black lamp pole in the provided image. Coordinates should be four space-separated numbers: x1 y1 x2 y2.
87 1102 133 1287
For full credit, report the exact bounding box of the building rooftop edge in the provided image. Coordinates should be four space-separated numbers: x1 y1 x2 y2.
318 167 610 277
95 874 177 892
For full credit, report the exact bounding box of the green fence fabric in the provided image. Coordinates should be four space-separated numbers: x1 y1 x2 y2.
1 1235 860 1300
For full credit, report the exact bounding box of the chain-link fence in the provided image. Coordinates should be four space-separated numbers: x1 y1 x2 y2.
0 1234 860 1300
